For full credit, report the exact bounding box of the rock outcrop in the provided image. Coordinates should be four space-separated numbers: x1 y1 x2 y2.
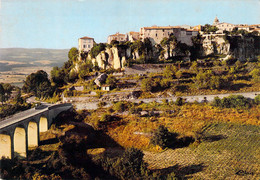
74 35 259 71
202 34 260 61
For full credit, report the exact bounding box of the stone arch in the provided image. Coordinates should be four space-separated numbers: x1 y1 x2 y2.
0 132 11 159
39 116 48 133
28 121 38 147
14 127 26 158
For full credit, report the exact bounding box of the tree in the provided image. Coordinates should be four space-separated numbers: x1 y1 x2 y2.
2 83 13 102
105 75 117 88
250 68 260 82
163 65 177 79
50 66 66 87
89 43 106 58
0 84 5 104
15 89 24 104
151 125 176 148
22 70 52 99
202 24 218 33
78 61 93 79
68 47 79 62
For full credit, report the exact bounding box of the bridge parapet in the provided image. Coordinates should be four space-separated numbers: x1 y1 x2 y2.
0 103 72 159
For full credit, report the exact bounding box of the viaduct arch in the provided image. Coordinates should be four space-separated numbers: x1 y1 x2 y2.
0 103 72 159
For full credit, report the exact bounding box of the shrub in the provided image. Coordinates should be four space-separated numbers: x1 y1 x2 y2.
151 125 177 148
212 95 252 109
254 94 260 105
113 101 127 112
175 97 185 106
100 113 112 122
249 68 260 82
97 101 107 108
141 78 153 92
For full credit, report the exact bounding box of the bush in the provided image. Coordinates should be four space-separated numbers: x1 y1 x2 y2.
175 97 185 106
141 78 153 92
97 148 150 179
212 95 252 109
254 94 260 105
100 113 112 122
151 125 177 148
113 101 127 112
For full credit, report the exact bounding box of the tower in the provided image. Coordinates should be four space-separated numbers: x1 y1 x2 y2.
213 16 219 25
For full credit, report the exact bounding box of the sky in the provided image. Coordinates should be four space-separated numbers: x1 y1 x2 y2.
0 0 259 49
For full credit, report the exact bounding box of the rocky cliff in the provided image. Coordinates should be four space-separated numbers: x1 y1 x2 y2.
202 34 260 61
75 35 259 71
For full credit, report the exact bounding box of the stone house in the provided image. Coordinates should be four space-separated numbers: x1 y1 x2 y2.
101 85 110 91
139 25 198 46
78 36 94 52
107 32 127 44
126 31 140 42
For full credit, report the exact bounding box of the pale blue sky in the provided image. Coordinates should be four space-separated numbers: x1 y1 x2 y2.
0 0 259 49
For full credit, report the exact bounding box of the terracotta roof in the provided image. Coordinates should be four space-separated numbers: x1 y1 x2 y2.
129 31 139 35
237 25 250 28
142 26 182 30
79 36 94 39
109 33 125 37
186 29 199 32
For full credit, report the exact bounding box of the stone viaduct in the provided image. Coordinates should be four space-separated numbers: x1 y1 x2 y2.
0 103 73 159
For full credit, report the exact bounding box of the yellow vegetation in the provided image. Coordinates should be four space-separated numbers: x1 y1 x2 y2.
103 104 260 150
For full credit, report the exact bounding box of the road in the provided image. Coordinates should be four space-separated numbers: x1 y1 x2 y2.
132 91 260 104
74 91 260 110
0 104 51 129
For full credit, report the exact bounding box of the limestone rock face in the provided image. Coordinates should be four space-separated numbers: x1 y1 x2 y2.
89 47 131 70
202 35 259 61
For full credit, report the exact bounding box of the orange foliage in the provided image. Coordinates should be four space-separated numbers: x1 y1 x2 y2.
104 104 260 150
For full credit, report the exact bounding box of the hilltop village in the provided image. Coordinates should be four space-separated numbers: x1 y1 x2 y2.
77 17 260 70
0 17 260 180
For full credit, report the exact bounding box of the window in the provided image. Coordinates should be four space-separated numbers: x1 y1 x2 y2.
88 45 91 48
83 45 86 48
156 33 157 37
186 31 192 35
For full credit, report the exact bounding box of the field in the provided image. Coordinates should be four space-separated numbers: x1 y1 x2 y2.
144 123 260 179
80 102 260 179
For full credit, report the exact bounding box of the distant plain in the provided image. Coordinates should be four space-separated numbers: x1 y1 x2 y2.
0 48 68 87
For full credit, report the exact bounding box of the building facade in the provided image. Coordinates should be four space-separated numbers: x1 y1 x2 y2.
140 26 198 46
126 31 140 42
78 36 94 52
107 32 127 44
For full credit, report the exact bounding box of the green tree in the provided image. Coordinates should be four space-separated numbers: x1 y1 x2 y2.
68 47 79 62
151 125 176 148
15 89 24 104
78 61 93 79
202 24 218 33
50 66 66 87
22 70 52 99
0 84 5 104
89 43 106 58
163 65 177 79
249 68 260 82
2 83 13 102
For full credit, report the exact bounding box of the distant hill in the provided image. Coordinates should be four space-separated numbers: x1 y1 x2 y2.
0 48 69 71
